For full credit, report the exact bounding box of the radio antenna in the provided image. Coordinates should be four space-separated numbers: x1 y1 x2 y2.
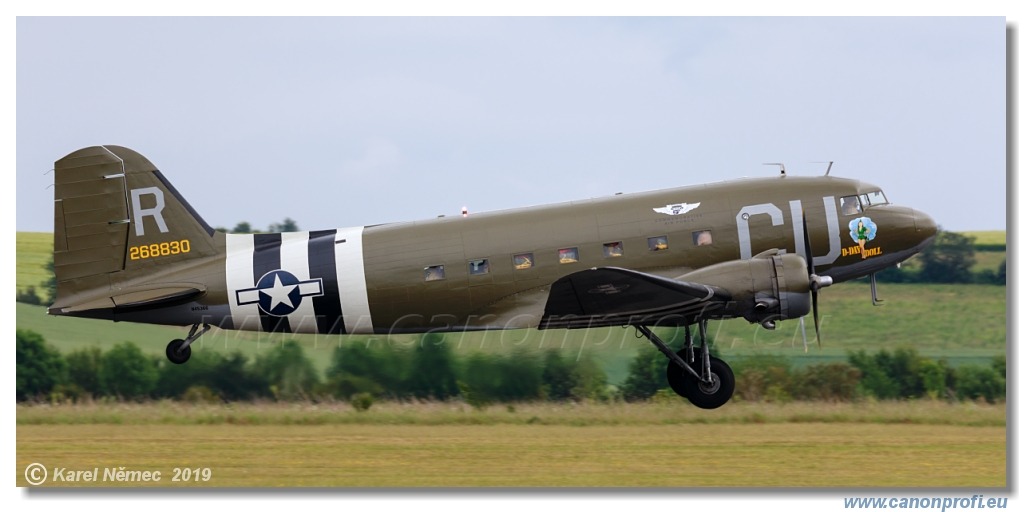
811 161 835 176
762 163 786 177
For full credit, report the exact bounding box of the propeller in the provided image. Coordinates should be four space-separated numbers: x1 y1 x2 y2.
801 211 833 348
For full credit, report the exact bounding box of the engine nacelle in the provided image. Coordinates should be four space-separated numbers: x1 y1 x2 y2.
678 249 812 326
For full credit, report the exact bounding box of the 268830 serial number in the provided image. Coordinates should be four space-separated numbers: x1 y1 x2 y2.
129 240 191 260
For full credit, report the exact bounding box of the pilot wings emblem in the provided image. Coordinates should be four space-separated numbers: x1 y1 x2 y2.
653 202 701 216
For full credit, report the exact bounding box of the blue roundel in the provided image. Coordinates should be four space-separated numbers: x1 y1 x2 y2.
255 270 304 316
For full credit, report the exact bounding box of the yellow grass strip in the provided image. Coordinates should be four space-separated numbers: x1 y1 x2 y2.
17 422 1004 487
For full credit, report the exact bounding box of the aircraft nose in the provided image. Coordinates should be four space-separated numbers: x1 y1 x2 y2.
913 209 938 239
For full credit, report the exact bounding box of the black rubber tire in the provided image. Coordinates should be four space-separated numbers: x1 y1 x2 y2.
166 339 191 364
665 351 693 398
681 356 735 409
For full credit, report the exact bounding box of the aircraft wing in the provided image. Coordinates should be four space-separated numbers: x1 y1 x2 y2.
538 267 730 329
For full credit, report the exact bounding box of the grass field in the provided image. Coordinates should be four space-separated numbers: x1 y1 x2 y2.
16 232 52 294
17 280 1007 384
15 401 1006 487
973 250 1007 273
962 230 1007 246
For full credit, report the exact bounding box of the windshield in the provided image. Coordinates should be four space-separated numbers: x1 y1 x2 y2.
859 190 888 208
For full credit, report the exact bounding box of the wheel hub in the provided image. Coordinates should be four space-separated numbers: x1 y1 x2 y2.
698 374 721 395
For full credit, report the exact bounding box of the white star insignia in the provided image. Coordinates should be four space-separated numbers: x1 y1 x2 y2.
260 273 297 311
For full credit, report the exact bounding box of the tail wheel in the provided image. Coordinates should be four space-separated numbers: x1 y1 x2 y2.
681 356 734 409
166 339 191 364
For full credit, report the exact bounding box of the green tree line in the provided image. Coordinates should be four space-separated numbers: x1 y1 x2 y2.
18 329 1003 407
15 330 608 408
620 346 1004 404
214 217 301 234
876 230 1005 285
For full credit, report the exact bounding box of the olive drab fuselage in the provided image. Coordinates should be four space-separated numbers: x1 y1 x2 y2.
49 146 936 336
47 146 937 408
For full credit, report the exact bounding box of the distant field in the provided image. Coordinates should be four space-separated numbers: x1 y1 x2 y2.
972 250 1006 273
16 232 52 294
17 280 1007 384
15 402 1006 487
17 232 1007 383
962 230 1007 246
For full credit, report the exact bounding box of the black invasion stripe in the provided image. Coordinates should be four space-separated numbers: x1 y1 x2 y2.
308 230 344 335
252 233 290 333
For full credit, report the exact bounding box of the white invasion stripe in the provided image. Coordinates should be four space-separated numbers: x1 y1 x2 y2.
226 234 261 331
281 231 319 334
335 226 373 334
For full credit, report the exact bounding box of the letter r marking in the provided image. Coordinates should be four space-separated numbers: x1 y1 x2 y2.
131 187 169 236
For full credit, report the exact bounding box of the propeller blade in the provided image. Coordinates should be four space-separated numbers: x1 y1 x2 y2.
801 210 816 276
802 210 823 347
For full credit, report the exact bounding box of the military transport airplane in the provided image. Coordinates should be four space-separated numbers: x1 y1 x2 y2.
47 145 937 409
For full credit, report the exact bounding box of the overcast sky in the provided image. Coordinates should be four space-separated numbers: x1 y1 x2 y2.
16 17 1006 234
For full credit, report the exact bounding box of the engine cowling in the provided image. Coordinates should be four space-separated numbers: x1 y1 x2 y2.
678 249 812 328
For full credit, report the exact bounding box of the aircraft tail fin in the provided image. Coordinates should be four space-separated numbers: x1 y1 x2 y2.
51 145 218 312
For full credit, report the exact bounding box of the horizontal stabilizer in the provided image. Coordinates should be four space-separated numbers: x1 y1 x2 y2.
51 283 205 313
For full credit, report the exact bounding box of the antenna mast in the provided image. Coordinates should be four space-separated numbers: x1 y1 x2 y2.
762 163 786 177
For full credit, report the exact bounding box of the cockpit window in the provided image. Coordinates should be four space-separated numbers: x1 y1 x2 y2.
860 190 888 207
840 196 862 216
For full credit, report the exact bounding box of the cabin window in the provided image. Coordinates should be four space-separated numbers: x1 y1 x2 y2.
468 259 490 275
692 230 713 246
603 241 624 258
513 252 534 270
424 265 446 281
648 236 668 252
840 196 862 215
559 247 579 264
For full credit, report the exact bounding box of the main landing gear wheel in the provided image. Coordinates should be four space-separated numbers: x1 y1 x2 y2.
634 323 736 409
665 350 691 399
166 339 191 364
680 356 735 410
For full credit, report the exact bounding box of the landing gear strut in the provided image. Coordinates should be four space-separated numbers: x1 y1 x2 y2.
165 323 210 364
635 320 735 409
